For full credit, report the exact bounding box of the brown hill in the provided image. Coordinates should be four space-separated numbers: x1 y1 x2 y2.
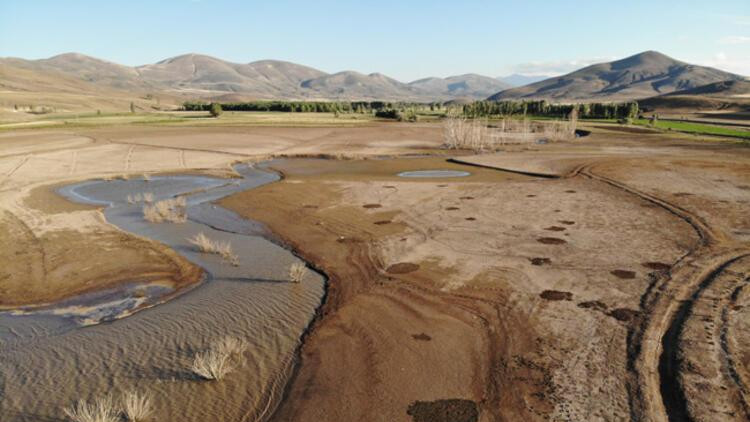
488 51 746 102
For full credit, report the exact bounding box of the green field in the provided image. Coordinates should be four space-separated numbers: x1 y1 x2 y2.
634 119 750 140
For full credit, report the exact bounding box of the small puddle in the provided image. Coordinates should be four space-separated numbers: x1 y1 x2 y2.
397 170 471 178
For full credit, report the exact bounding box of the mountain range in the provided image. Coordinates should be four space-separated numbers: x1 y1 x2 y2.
0 51 746 110
0 52 514 102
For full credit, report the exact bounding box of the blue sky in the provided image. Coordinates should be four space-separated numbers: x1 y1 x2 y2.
1 0 748 81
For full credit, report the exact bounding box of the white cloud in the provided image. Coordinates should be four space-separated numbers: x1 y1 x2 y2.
718 35 750 45
509 56 615 77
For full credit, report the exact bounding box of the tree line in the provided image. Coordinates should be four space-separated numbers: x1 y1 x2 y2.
461 100 639 120
182 100 443 113
183 99 639 120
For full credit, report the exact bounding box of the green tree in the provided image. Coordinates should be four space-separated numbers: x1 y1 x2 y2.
209 103 223 118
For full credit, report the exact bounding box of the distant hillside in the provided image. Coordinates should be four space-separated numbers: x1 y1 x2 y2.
659 79 750 98
0 52 507 102
409 74 511 99
135 54 326 98
639 79 750 110
488 51 746 101
299 71 423 100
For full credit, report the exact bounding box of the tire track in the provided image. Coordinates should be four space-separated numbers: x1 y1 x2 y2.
5 155 30 178
577 163 749 422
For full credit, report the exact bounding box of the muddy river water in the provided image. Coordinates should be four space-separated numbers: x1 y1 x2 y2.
0 163 325 422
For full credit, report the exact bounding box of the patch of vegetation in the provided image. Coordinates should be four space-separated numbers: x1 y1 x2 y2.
634 118 750 139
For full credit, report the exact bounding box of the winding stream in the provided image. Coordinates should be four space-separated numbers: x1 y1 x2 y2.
0 163 325 422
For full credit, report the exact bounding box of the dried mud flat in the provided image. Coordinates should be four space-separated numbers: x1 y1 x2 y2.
0 124 748 422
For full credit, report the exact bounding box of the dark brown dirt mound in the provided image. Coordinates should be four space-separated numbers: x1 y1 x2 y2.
558 220 575 225
609 308 639 322
530 257 551 266
374 220 391 225
303 204 318 209
363 203 382 209
537 237 567 245
386 262 420 274
544 226 566 232
445 207 460 211
407 399 479 422
578 300 608 311
540 290 573 301
412 333 432 341
465 217 476 221
459 196 474 200
565 190 576 193
527 194 537 198
642 262 671 271
611 270 636 279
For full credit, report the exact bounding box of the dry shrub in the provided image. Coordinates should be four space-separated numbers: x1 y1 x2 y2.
142 192 154 204
191 349 233 381
121 390 153 422
187 232 239 266
63 396 119 422
142 197 187 223
142 173 151 182
191 336 248 380
289 262 308 283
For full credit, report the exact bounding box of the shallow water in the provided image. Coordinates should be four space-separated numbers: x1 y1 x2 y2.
397 169 471 178
0 164 325 422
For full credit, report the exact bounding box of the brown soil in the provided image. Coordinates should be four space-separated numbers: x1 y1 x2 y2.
608 308 639 322
0 210 201 307
544 226 566 232
412 333 432 341
5 124 749 422
578 300 608 311
530 257 552 266
363 203 382 209
642 262 672 271
222 149 699 421
386 262 421 274
536 237 567 245
611 269 637 279
540 290 573 301
406 399 479 422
